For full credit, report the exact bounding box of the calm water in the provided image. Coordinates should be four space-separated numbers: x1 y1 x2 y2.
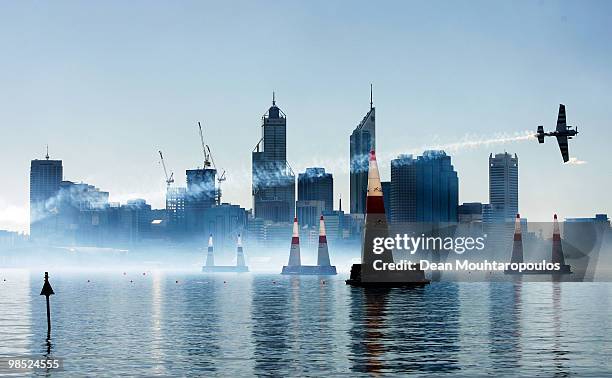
0 270 611 376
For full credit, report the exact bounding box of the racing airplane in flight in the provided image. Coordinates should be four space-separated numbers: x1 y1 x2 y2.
536 104 579 163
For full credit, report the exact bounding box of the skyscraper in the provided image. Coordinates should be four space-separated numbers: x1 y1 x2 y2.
297 168 333 212
252 94 295 223
349 86 375 215
166 186 186 235
30 153 63 239
390 151 458 223
185 168 216 233
488 152 519 222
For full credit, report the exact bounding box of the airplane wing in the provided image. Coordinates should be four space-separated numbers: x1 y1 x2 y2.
556 104 567 132
556 135 570 162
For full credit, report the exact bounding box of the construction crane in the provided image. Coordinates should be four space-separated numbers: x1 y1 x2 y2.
216 170 226 205
158 150 174 188
205 145 227 205
198 122 227 204
197 122 212 169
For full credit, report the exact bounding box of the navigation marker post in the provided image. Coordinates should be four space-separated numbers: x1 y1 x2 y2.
40 272 55 336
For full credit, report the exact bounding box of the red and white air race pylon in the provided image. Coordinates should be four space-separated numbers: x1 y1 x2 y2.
236 233 247 268
510 213 524 265
551 214 571 274
287 217 301 267
317 215 331 267
205 234 215 267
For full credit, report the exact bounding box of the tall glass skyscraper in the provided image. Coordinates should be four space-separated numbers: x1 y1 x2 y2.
30 155 63 239
349 88 375 215
390 151 458 223
252 95 295 223
488 152 519 222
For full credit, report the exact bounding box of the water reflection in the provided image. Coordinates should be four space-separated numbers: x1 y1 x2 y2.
251 275 291 375
551 283 570 377
149 273 164 375
0 270 31 355
216 274 253 374
415 283 460 373
488 280 522 371
348 287 390 375
288 277 338 374
181 276 220 374
348 284 460 374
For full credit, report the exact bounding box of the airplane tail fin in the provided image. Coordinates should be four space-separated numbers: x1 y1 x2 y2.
537 126 545 143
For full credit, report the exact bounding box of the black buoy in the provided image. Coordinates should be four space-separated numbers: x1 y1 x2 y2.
39 272 55 337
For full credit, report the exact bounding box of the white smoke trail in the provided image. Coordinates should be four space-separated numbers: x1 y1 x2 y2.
293 130 537 175
410 130 536 155
220 130 537 205
225 130 537 186
565 157 587 165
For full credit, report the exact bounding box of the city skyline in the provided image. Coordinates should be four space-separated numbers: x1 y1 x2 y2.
3 91 608 233
1 1 611 232
2 90 608 234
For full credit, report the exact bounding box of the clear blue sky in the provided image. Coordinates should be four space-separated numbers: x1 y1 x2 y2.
1 0 611 232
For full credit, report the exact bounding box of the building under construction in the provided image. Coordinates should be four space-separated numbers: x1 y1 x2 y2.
184 122 225 234
185 168 216 232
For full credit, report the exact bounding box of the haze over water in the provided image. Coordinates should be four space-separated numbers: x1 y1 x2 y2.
0 270 610 376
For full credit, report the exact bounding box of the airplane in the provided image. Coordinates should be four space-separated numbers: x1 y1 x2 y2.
536 104 579 163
